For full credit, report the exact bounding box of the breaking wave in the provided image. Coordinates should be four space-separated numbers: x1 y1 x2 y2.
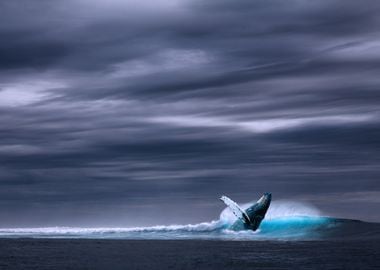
0 201 378 240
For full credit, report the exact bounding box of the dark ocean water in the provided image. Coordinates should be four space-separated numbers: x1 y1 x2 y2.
0 238 379 270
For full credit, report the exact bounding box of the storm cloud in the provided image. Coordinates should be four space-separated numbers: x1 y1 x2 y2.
0 0 380 226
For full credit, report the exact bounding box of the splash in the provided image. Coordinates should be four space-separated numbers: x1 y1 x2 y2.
0 201 340 240
219 200 321 225
266 201 321 219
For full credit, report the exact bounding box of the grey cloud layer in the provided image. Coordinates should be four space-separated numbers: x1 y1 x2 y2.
0 0 380 226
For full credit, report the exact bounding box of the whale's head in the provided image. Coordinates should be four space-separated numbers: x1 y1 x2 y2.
256 192 272 214
245 193 272 230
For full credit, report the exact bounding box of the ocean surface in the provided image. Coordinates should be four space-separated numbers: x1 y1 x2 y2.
0 239 379 270
0 201 379 269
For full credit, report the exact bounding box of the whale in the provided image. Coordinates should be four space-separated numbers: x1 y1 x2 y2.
220 193 272 231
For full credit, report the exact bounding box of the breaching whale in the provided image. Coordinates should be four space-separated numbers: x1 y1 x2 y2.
220 193 272 231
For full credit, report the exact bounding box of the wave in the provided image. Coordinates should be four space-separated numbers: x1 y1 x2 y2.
0 201 379 240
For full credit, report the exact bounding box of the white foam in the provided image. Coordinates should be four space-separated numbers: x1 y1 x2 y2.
0 220 223 235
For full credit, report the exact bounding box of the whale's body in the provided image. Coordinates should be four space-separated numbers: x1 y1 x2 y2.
220 193 272 231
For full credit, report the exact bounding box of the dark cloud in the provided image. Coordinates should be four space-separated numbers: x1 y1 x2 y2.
0 0 380 226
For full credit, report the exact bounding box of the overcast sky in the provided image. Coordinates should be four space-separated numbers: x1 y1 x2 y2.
0 0 380 226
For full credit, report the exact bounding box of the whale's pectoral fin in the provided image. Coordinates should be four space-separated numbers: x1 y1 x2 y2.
220 195 251 225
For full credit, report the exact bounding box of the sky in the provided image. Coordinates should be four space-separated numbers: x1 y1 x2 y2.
0 0 380 226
